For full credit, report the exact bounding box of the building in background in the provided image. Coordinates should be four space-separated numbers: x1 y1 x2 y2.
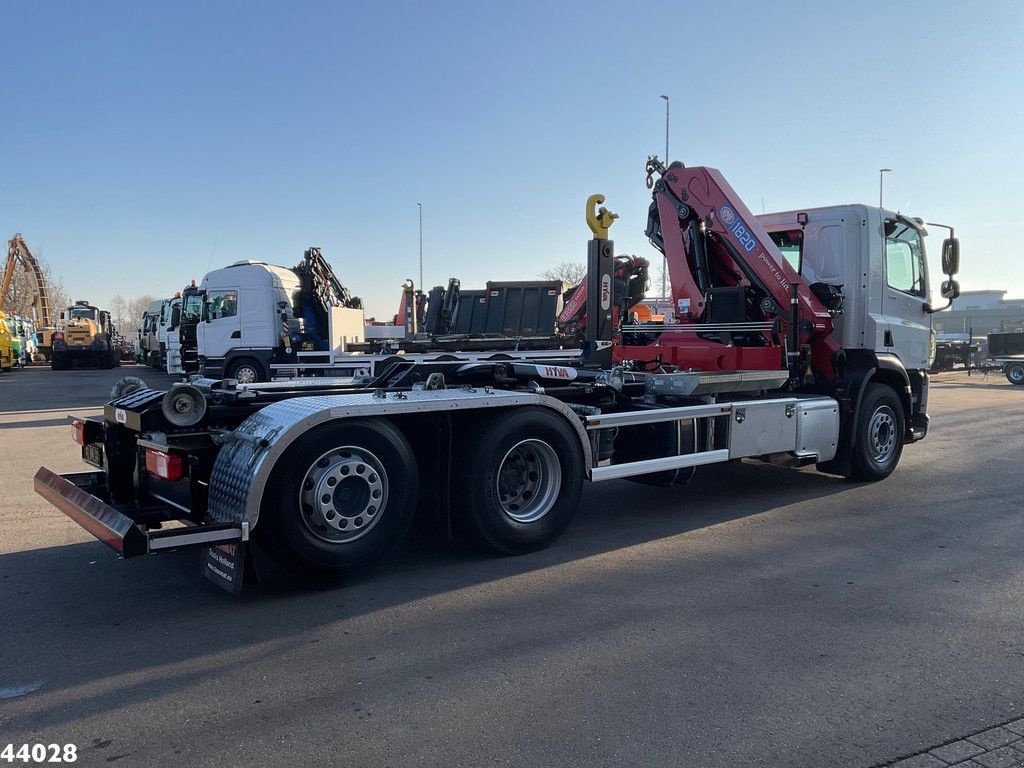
932 290 1024 336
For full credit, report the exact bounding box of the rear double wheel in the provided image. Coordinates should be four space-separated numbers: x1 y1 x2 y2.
456 407 584 555
257 418 418 574
1006 363 1024 386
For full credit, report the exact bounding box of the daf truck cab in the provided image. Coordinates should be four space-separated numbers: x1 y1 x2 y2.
759 206 939 432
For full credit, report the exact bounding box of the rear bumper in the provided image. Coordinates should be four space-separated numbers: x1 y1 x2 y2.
33 467 248 558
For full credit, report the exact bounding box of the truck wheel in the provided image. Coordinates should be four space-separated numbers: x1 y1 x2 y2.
226 357 265 384
456 407 584 555
51 354 68 371
1005 363 1024 385
256 418 418 574
851 384 905 481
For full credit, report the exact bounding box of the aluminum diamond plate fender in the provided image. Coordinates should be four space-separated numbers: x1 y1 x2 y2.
206 388 592 528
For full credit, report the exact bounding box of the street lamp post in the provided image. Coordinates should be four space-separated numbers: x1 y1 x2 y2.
879 168 892 210
417 202 423 290
660 95 670 311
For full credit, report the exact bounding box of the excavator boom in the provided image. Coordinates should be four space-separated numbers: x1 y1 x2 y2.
3 234 52 327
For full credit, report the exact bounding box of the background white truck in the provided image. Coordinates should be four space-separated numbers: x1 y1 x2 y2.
194 250 578 383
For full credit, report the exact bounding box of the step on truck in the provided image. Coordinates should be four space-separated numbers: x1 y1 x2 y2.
34 158 961 593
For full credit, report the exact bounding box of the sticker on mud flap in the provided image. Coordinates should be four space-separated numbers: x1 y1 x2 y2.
534 365 578 381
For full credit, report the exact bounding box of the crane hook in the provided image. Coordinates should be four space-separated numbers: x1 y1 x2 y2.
586 194 619 239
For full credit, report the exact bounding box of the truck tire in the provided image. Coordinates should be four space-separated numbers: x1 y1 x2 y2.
455 407 584 555
1005 363 1024 386
850 383 905 481
226 357 265 384
256 418 419 575
51 353 69 371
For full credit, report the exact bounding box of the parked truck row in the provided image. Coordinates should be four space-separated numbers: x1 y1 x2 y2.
137 249 582 383
35 156 964 594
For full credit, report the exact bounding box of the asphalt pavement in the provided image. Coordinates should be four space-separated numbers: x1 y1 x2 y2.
1 365 1023 767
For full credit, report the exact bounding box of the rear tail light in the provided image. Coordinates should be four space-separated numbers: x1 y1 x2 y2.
145 449 185 481
54 331 64 341
71 420 86 446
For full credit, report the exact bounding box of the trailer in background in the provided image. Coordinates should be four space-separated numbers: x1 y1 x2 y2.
988 332 1024 385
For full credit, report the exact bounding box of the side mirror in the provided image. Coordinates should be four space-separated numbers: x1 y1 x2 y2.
59 311 66 321
940 279 960 300
941 237 960 276
170 307 181 328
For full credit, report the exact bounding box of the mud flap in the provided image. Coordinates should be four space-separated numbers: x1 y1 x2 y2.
201 541 259 594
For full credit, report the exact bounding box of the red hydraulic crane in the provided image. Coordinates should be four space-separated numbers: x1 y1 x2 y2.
608 158 843 381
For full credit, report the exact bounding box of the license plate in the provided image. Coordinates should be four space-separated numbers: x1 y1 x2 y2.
83 443 105 469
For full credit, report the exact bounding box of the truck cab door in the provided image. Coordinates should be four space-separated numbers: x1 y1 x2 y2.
881 219 930 370
198 289 242 359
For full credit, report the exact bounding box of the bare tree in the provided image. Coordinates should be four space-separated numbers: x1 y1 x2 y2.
126 295 156 333
110 295 129 330
538 261 586 285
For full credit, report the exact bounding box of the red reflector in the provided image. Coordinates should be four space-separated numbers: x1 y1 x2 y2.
71 420 86 446
145 449 185 481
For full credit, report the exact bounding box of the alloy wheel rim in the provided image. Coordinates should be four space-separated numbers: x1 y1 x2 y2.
868 406 897 464
299 446 389 543
496 439 561 523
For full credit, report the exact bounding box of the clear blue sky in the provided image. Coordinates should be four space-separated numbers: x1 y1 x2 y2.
4 0 1022 318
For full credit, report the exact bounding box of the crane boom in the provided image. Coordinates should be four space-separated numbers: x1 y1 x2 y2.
622 159 842 380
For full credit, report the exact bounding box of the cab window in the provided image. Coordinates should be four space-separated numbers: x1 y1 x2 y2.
205 290 239 320
885 219 926 296
769 230 802 272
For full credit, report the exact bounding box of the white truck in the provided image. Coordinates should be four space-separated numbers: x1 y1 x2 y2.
194 250 578 383
33 160 961 594
161 295 184 376
140 300 163 367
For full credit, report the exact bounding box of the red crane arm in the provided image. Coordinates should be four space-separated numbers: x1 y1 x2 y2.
644 163 840 378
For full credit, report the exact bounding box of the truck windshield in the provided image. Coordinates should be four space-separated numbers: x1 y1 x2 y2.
70 307 97 320
183 294 203 322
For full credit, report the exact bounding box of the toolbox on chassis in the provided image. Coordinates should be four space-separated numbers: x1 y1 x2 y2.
33 159 962 593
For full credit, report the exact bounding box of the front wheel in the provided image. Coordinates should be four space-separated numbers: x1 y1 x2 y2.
1006 363 1024 386
455 407 585 555
226 357 265 384
851 384 905 481
256 418 419 575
